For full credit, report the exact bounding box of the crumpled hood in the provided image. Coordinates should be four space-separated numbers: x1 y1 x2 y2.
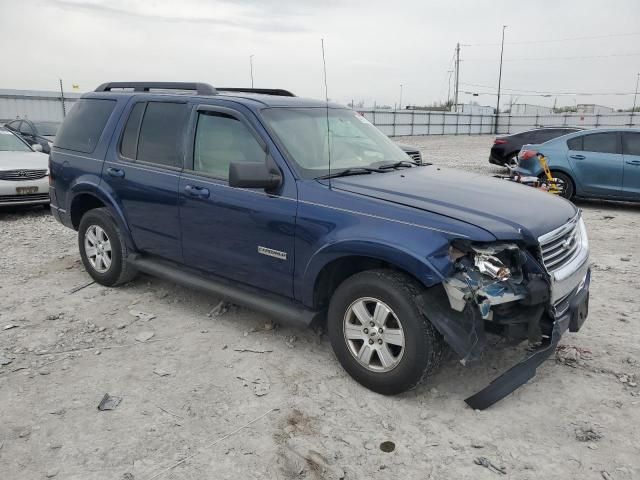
0 151 49 171
331 166 577 242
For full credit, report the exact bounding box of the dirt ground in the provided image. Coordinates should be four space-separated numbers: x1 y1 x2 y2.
1 135 639 480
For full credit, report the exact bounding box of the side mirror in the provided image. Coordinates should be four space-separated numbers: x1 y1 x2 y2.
229 161 282 190
32 144 43 152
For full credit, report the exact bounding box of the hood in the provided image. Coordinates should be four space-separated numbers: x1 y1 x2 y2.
0 151 49 171
330 166 577 242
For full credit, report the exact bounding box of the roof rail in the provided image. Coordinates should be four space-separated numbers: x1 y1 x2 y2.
218 88 295 97
94 82 217 95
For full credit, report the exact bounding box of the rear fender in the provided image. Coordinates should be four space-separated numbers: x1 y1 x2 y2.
69 182 137 251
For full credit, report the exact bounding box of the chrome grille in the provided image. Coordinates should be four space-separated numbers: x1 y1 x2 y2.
0 170 48 181
404 150 422 164
0 193 49 203
539 220 581 273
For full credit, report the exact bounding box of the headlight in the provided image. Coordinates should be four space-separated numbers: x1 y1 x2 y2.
449 242 522 281
578 217 589 252
474 254 511 281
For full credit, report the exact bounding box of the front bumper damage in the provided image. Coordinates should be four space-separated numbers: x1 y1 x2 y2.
419 222 590 409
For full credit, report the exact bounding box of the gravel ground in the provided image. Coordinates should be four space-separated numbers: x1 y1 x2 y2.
1 135 639 480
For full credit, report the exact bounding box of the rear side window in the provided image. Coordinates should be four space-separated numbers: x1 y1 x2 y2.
137 102 188 167
120 102 146 159
582 132 618 154
622 132 640 156
55 98 116 153
567 136 582 150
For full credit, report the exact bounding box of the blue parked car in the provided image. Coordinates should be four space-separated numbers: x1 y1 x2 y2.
513 127 640 201
49 82 591 408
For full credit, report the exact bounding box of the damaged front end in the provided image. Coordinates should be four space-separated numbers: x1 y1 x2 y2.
419 218 590 409
437 240 550 365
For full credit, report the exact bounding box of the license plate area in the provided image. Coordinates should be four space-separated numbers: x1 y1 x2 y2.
16 186 38 195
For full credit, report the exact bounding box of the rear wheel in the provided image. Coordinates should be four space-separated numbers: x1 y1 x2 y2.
78 207 137 286
506 151 520 167
548 171 574 199
327 269 443 395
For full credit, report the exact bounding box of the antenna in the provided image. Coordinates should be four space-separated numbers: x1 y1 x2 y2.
321 38 332 189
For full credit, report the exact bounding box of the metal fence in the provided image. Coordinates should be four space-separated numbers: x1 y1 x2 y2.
0 89 81 123
358 109 640 137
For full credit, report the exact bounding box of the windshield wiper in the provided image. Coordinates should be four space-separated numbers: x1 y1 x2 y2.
377 160 419 170
318 167 385 179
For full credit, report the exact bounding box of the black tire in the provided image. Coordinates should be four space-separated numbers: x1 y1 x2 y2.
327 269 443 395
550 171 574 200
506 151 520 167
78 207 137 286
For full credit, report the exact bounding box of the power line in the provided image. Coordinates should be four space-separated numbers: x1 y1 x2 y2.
462 31 640 47
460 82 637 96
463 52 640 62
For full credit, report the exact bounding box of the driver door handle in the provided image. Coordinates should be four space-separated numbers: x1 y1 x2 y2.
184 184 210 199
626 159 640 166
106 167 125 178
570 154 585 160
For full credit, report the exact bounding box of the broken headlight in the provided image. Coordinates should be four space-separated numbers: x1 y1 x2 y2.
449 242 524 281
474 254 511 281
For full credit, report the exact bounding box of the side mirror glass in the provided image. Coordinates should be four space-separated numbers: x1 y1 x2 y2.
228 161 282 191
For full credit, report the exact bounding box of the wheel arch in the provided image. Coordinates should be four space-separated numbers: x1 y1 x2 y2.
302 240 450 310
68 185 136 250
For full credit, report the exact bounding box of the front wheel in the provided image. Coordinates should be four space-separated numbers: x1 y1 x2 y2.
327 269 443 395
78 207 137 286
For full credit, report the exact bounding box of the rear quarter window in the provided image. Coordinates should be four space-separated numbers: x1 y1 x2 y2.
55 98 116 153
567 136 583 151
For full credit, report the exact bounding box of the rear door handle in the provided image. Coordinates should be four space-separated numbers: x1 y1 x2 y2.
570 154 585 160
106 167 125 178
184 184 210 199
626 160 640 165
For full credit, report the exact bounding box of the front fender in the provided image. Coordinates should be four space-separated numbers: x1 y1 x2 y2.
299 238 453 307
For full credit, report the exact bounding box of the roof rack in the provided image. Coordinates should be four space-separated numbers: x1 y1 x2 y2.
218 88 295 97
94 82 217 95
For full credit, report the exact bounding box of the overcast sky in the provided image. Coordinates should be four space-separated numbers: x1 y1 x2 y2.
2 0 640 109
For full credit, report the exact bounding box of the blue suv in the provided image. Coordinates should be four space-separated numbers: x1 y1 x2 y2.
49 82 591 408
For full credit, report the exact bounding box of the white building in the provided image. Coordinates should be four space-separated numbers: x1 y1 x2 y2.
452 103 494 115
576 104 614 115
509 104 553 116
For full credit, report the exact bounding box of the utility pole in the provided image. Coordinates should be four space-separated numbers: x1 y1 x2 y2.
446 70 453 107
249 55 254 88
632 73 640 117
454 43 460 112
59 79 66 117
494 25 507 134
399 84 403 110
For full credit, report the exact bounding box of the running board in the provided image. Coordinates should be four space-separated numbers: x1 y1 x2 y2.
127 254 320 327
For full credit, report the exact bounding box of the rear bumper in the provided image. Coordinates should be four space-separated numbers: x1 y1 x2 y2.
50 203 73 228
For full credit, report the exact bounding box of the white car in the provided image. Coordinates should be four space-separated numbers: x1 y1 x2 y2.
0 127 49 206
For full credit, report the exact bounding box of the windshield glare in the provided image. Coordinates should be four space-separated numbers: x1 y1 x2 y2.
0 130 32 152
262 108 409 178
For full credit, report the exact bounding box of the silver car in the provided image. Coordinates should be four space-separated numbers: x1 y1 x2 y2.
0 127 49 206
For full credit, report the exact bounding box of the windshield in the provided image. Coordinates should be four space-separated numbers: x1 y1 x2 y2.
32 122 60 136
261 107 410 178
0 130 32 152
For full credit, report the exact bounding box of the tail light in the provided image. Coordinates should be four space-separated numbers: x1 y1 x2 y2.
494 139 507 145
519 149 537 161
